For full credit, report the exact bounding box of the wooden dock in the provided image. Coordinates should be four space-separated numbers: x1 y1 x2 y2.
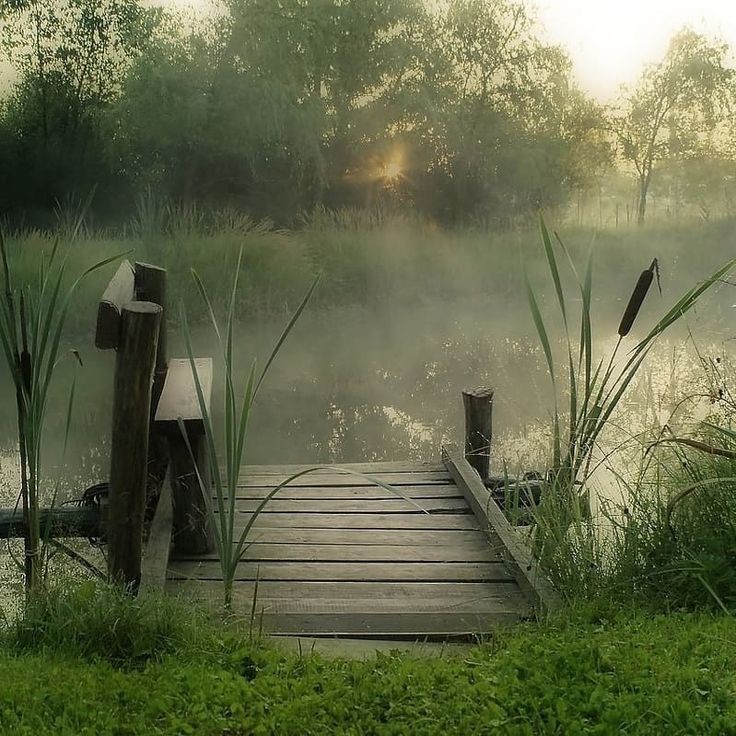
1 260 558 648
163 460 527 639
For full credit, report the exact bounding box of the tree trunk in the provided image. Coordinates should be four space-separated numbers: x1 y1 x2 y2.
637 174 649 226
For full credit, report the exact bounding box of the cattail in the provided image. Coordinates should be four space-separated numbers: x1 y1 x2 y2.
617 258 658 337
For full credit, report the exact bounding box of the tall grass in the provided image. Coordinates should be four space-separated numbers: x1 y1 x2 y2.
524 216 736 597
0 222 121 597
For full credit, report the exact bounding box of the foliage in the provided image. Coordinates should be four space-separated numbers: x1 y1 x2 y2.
612 29 734 225
1 595 736 734
0 224 120 595
524 217 735 595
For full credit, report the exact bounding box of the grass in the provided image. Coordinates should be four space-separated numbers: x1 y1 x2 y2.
1 585 736 734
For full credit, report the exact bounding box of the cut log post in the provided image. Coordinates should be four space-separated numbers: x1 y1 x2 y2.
462 387 494 481
134 262 169 503
134 262 167 409
107 301 162 592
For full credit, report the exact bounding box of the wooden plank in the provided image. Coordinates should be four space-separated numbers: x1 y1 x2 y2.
442 444 561 613
167 561 509 582
172 542 495 563
222 485 463 500
228 498 469 514
95 260 135 349
210 513 481 530
139 477 173 595
236 471 452 487
155 358 213 424
168 580 517 600
212 528 489 546
239 461 446 475
243 612 526 636
171 590 529 615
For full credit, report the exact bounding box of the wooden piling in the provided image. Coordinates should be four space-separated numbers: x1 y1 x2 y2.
107 301 162 591
462 387 493 481
134 262 167 409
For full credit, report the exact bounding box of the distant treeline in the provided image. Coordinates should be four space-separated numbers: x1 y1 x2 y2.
1 0 735 228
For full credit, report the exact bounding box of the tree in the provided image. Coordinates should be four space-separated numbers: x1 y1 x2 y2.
613 29 733 225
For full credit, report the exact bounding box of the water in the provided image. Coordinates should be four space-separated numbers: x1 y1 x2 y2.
0 286 733 609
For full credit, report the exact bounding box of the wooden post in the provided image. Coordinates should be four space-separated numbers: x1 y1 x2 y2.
107 301 162 591
462 387 493 481
134 263 167 409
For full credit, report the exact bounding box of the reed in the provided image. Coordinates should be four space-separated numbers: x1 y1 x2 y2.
524 215 736 589
0 218 122 598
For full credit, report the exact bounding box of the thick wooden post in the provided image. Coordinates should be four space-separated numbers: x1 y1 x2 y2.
107 301 162 591
134 263 167 408
463 387 493 481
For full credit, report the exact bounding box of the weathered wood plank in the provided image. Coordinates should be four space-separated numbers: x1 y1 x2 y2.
139 478 173 595
95 260 135 350
173 542 495 563
235 471 452 487
270 637 472 658
0 506 102 539
240 611 527 636
171 589 529 615
168 580 517 600
222 485 463 500
155 358 213 424
239 461 446 475
229 498 469 514
167 561 508 582
442 444 561 613
213 528 489 546
214 513 481 530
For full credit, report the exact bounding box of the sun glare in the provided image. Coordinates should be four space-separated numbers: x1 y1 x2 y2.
378 159 403 182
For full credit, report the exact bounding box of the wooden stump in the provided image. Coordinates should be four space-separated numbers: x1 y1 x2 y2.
107 301 162 591
462 387 494 481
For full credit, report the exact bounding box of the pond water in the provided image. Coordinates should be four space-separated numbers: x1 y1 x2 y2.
0 281 733 609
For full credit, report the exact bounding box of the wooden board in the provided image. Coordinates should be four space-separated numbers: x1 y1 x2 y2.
197 528 489 546
235 471 452 487
171 542 494 563
218 513 482 530
239 461 446 475
155 358 213 424
139 478 173 594
167 561 509 582
442 444 560 613
170 584 527 614
225 498 469 514
169 580 515 599
219 485 463 500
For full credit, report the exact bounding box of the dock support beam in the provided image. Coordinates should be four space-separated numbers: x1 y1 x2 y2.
463 387 493 481
107 301 162 592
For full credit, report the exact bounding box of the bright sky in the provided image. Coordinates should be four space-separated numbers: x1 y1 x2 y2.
534 0 736 99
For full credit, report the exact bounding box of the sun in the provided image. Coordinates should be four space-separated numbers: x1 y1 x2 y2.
377 158 403 182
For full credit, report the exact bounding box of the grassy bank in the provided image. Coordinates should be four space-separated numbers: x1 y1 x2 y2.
1 587 736 735
7 216 736 336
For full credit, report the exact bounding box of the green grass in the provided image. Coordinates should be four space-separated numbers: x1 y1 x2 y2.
1 586 736 734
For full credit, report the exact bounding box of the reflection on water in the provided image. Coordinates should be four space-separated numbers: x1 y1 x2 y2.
0 295 732 609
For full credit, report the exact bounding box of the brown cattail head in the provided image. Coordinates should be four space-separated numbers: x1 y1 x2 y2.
618 258 658 337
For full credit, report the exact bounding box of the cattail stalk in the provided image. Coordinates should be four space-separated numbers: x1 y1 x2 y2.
618 258 658 337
